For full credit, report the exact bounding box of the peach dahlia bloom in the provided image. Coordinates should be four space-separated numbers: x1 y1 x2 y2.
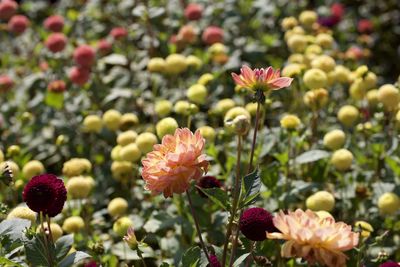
232 65 293 92
141 128 209 198
267 209 359 267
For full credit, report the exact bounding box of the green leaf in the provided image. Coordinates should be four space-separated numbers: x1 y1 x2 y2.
45 92 64 109
295 150 330 164
24 235 53 267
55 234 74 262
232 253 250 267
260 162 280 189
241 169 261 207
196 187 230 210
182 246 201 267
59 251 91 267
0 257 24 267
0 219 31 241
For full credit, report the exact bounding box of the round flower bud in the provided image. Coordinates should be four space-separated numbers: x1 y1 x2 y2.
110 27 128 40
0 74 14 93
331 149 353 171
113 216 133 236
117 130 138 146
155 100 172 117
136 132 158 154
119 143 141 162
22 160 45 180
7 145 20 156
156 117 178 138
147 57 166 73
311 55 336 73
184 3 203 20
202 26 224 45
354 221 374 238
120 113 139 130
174 100 191 115
378 192 400 215
62 216 85 233
198 126 216 142
83 115 102 133
334 65 351 84
165 54 187 75
8 15 29 35
45 33 67 53
7 206 36 224
287 34 307 53
214 99 236 115
187 84 207 104
338 105 359 127
198 73 214 85
62 158 91 177
107 197 128 217
305 44 322 56
350 79 367 100
303 88 328 109
66 176 93 199
43 15 64 32
303 69 328 89
306 191 335 212
288 53 305 64
37 222 63 241
111 146 122 161
315 33 333 49
239 207 275 241
73 45 95 68
245 102 258 116
281 17 298 30
0 0 18 21
102 109 122 131
281 63 303 77
111 161 133 182
299 10 317 26
224 107 251 122
186 55 202 69
69 66 90 86
0 161 20 177
323 129 346 150
225 114 251 136
378 84 400 111
280 114 301 130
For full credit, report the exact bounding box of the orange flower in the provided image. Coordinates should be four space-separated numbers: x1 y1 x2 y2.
231 65 293 92
267 209 359 267
141 128 209 198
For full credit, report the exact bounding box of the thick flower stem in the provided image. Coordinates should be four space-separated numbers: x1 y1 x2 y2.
186 190 211 264
40 212 54 267
247 92 263 173
46 215 54 245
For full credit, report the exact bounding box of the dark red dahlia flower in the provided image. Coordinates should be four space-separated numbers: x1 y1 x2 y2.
207 254 221 267
239 207 275 241
197 175 222 197
380 262 400 267
23 174 67 217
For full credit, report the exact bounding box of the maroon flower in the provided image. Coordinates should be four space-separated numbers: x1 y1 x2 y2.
0 74 13 92
197 176 222 198
23 174 67 217
207 254 221 267
184 3 202 21
202 26 223 45
69 66 90 86
358 19 373 34
380 262 400 267
73 45 96 68
43 15 64 32
45 33 67 53
331 3 344 19
84 261 97 267
239 207 275 241
47 80 66 93
110 27 128 40
8 15 29 34
0 0 18 21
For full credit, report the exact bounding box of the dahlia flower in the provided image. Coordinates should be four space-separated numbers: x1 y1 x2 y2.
267 209 359 267
141 128 209 198
232 65 293 92
22 174 67 217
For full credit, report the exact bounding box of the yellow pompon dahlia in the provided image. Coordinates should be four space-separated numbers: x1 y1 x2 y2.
231 65 293 92
267 209 359 267
141 128 209 198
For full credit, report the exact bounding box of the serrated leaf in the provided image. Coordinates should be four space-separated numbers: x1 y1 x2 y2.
295 150 330 164
182 246 201 267
55 234 73 261
196 187 230 210
59 251 91 267
232 253 250 267
242 169 261 199
0 219 31 241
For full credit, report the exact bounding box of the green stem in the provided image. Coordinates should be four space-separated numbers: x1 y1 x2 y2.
40 212 53 267
247 99 262 173
186 190 211 264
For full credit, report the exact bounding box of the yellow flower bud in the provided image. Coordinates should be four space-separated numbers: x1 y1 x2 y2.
113 216 133 236
287 34 307 53
174 100 191 115
187 84 207 104
323 129 346 150
83 115 103 133
280 114 301 130
147 57 166 73
111 161 133 182
22 160 45 180
7 206 36 224
165 54 188 75
303 69 328 89
117 130 138 146
120 113 139 130
224 107 251 122
378 192 400 215
119 143 142 162
108 197 128 217
198 126 216 142
214 99 236 115
136 132 158 154
197 73 214 85
331 149 353 171
315 33 333 49
62 216 85 233
281 64 304 77
281 16 298 30
311 55 336 73
354 221 374 238
66 176 94 199
186 55 202 69
378 84 400 111
102 109 122 131
0 161 20 178
337 105 359 127
306 191 335 212
303 88 328 109
299 10 317 26
37 223 63 241
155 100 173 117
156 117 179 138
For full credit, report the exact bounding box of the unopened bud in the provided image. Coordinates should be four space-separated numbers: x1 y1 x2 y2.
123 226 138 250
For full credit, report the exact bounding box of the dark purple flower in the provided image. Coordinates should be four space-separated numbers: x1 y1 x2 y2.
318 15 341 28
207 254 221 267
197 176 222 197
23 174 67 217
380 262 400 267
239 207 275 241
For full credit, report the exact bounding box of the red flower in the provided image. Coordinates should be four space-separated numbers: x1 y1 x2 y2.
69 66 90 86
8 15 29 34
331 3 344 19
239 207 276 241
380 262 400 267
197 175 222 197
47 80 66 93
97 39 112 55
23 174 67 217
184 3 203 21
208 255 221 267
178 24 197 44
0 0 17 21
0 75 13 92
73 45 96 68
45 33 67 53
43 15 64 32
202 26 223 45
358 19 373 34
110 27 128 40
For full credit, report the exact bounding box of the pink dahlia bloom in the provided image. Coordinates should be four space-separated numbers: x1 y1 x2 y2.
267 209 359 267
232 65 293 92
141 128 209 198
73 45 96 68
0 0 18 21
45 33 67 53
43 15 64 32
8 14 29 34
